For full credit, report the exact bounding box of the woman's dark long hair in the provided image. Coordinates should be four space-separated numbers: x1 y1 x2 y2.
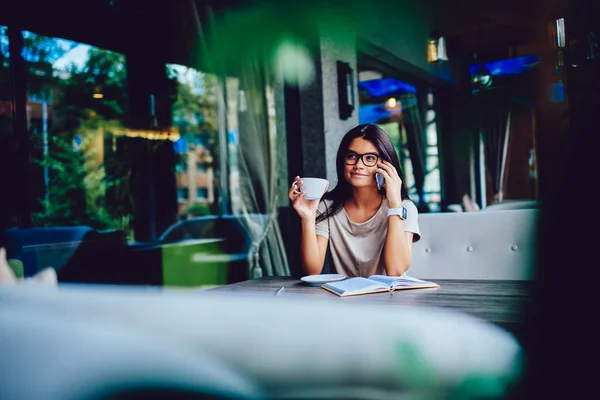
316 124 409 224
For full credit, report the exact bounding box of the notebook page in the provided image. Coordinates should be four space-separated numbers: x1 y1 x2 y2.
369 274 436 288
368 275 399 286
323 277 388 295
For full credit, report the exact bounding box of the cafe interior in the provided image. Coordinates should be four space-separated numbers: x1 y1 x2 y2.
0 0 598 399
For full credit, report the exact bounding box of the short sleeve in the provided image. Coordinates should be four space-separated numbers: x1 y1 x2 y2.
315 200 330 239
402 200 421 243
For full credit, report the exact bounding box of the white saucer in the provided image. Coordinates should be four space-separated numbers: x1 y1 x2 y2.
300 274 346 286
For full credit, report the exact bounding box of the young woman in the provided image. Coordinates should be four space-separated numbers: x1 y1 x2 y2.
288 123 421 277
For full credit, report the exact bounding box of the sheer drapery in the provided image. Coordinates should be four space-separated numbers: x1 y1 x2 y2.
174 0 290 278
232 58 290 278
401 94 427 206
482 112 511 201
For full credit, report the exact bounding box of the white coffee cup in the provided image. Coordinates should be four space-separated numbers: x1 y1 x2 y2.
299 177 329 200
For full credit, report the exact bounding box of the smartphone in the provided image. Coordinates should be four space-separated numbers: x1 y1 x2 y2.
375 172 385 190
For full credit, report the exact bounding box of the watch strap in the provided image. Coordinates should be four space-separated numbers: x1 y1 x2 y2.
387 207 407 220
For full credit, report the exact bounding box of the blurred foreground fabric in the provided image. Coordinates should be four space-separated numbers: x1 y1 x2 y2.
0 283 522 399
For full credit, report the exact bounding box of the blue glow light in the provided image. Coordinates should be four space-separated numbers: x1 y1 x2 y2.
358 95 419 124
469 55 539 77
173 138 187 153
550 82 565 103
358 78 417 98
359 104 390 124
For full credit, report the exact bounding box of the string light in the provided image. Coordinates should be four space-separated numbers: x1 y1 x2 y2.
111 128 181 141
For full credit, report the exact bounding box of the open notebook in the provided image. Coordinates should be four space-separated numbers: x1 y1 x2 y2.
322 274 439 297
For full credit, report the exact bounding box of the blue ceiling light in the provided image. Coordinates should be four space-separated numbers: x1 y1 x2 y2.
359 104 391 124
469 55 539 77
358 100 405 124
471 63 493 91
358 78 417 99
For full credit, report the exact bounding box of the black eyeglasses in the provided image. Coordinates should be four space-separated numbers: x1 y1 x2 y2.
345 152 380 167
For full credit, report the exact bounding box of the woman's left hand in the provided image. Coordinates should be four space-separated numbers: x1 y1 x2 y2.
377 160 403 208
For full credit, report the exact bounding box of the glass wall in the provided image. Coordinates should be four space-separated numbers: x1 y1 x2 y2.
167 64 221 219
357 75 442 211
2 27 280 233
0 25 15 228
422 90 441 211
0 26 11 139
21 31 133 236
0 18 285 285
225 76 242 213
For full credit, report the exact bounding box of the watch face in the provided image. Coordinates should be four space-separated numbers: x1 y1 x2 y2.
402 207 407 219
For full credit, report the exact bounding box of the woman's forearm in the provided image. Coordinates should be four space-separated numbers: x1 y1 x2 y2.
383 216 412 275
300 219 325 275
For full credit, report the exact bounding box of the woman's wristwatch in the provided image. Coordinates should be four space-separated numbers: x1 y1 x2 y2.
387 207 407 220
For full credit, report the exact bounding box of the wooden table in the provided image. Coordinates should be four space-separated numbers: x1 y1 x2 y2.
205 277 532 337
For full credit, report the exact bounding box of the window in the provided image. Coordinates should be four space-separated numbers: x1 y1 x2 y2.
422 90 442 211
0 25 12 141
22 31 132 236
0 26 11 137
195 162 207 173
3 24 279 245
177 188 189 199
0 25 16 227
357 76 442 208
196 188 208 199
225 77 242 213
398 122 418 200
167 63 220 219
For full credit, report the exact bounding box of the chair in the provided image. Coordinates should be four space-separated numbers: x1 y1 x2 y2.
3 227 136 284
152 214 271 287
3 226 94 277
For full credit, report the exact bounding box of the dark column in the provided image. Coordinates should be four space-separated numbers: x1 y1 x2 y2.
281 35 328 276
299 46 327 179
125 14 178 241
517 0 600 398
435 86 458 208
5 27 30 228
438 57 479 209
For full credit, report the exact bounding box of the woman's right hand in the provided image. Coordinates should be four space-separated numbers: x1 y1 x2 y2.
288 176 327 221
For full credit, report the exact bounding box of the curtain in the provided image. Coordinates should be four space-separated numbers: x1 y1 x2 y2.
176 0 290 278
482 111 511 201
227 58 290 278
401 94 427 207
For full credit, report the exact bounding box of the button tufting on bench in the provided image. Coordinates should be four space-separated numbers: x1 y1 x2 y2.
410 209 539 280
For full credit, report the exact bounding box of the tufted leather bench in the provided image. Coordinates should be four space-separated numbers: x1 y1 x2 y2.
410 209 540 280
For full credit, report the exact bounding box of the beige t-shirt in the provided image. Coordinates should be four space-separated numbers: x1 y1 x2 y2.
315 198 421 277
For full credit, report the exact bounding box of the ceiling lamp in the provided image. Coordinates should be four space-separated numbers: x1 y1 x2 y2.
549 17 567 68
471 53 493 91
93 86 104 99
427 33 449 64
